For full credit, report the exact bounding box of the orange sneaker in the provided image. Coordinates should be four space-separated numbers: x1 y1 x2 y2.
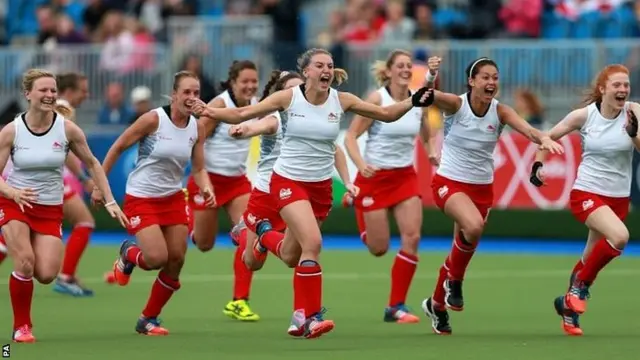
554 296 583 336
136 317 169 336
565 280 591 315
384 304 420 324
12 325 36 343
302 309 335 339
113 240 136 286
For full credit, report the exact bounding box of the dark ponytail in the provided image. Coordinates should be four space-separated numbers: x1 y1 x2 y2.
260 70 304 101
220 60 257 91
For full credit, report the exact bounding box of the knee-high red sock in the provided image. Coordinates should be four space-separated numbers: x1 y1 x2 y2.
432 257 450 308
0 234 7 265
572 259 585 275
126 245 151 270
260 230 285 258
10 272 34 329
292 270 303 311
142 271 181 318
355 208 367 244
389 250 418 307
233 237 253 300
577 239 622 283
60 225 93 278
448 232 478 281
294 261 322 317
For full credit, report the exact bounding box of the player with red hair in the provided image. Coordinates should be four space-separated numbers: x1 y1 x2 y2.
530 64 639 336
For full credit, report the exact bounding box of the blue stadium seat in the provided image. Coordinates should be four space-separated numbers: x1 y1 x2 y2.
432 9 467 29
541 11 571 39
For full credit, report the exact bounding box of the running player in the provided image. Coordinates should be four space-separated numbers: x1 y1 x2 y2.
99 71 215 336
228 70 356 275
192 47 435 338
0 69 126 343
186 60 260 321
530 64 638 336
419 57 563 335
342 50 439 324
49 72 98 297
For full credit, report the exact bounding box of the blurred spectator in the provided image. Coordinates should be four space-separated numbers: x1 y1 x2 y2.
405 0 438 18
128 86 152 124
83 0 113 37
514 89 544 129
49 0 85 27
258 0 303 71
125 17 156 72
56 13 88 44
98 82 134 125
413 2 443 40
342 0 381 43
554 0 626 20
499 0 542 37
379 0 416 43
37 5 57 45
316 9 346 48
98 11 136 75
181 54 218 102
133 0 199 41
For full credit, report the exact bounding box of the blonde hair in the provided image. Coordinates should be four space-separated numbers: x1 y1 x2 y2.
297 48 348 85
22 68 73 119
371 49 412 86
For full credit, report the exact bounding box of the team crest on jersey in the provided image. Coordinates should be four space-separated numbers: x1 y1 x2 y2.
246 213 256 225
361 197 374 207
582 199 594 211
327 112 341 123
52 141 66 152
0 209 4 220
130 216 141 228
485 124 496 133
189 137 195 146
279 188 292 200
438 185 449 198
194 194 204 205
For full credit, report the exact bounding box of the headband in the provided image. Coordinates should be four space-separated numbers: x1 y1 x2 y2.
469 57 490 77
279 71 290 79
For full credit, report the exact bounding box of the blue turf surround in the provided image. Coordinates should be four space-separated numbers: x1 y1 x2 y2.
85 232 640 257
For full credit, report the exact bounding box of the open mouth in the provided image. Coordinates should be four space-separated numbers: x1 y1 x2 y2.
615 94 627 102
484 87 496 96
41 98 54 105
184 99 194 109
399 72 411 80
320 74 331 85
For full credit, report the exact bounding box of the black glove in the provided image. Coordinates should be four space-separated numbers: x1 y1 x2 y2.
626 109 638 138
411 87 434 107
529 161 544 187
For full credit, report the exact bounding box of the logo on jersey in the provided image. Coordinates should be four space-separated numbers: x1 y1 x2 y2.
437 185 449 198
328 112 341 123
188 137 195 146
362 196 374 207
130 216 141 228
246 213 256 225
194 194 204 205
279 188 292 200
52 141 64 152
0 209 4 220
485 124 496 133
582 199 594 211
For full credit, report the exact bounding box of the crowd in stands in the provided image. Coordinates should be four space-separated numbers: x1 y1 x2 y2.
0 0 638 126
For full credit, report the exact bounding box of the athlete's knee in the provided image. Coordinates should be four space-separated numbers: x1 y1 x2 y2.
400 231 420 255
461 218 484 243
608 226 629 249
166 250 185 269
367 242 389 257
144 249 169 269
34 272 56 284
194 236 215 252
281 250 299 268
13 251 35 278
245 258 265 271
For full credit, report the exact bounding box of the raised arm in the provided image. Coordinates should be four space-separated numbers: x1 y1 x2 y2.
344 91 377 176
102 111 158 175
339 88 433 123
425 56 462 115
229 113 280 139
498 103 564 154
627 102 640 151
198 96 226 138
534 107 587 163
197 89 292 125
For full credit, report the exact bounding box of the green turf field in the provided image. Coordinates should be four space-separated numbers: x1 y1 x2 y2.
1 247 638 360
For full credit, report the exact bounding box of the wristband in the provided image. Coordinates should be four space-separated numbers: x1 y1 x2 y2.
104 200 116 207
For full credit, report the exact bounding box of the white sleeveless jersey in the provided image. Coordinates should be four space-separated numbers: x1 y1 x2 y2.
6 113 69 205
204 90 257 176
364 87 423 169
437 93 503 184
126 107 198 198
573 102 634 197
254 111 283 193
273 85 343 182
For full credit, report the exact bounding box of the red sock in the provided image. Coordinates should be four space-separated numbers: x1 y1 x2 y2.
10 272 34 329
294 262 322 317
432 257 450 308
355 208 367 244
448 232 478 280
577 239 622 283
142 271 181 318
233 239 253 300
126 245 151 270
0 234 7 264
292 270 302 311
60 225 93 277
260 230 285 258
571 258 585 275
389 250 418 307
